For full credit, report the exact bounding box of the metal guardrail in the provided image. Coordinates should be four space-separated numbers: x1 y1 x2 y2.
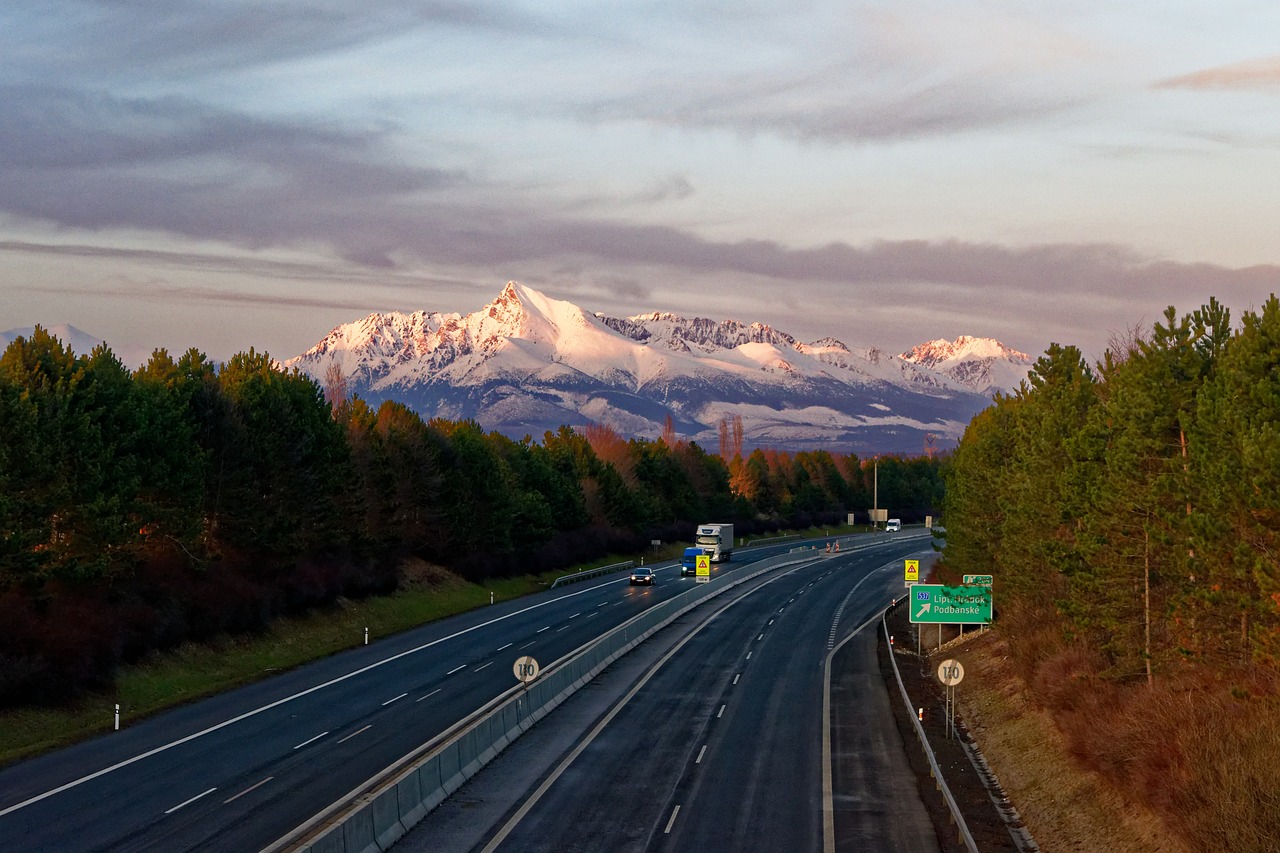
741 533 801 548
881 607 979 853
548 560 635 589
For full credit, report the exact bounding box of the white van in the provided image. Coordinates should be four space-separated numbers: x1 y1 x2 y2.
885 519 901 532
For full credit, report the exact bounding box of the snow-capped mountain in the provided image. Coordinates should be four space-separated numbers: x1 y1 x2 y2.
899 336 1032 397
286 282 1029 453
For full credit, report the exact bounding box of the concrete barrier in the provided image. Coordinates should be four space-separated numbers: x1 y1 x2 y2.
371 787 406 851
341 804 378 853
396 767 427 827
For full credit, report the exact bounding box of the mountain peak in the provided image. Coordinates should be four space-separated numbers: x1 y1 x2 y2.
899 335 1031 396
284 283 1029 452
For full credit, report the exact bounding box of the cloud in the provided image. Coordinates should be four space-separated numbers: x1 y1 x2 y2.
1155 55 1280 91
1 1 544 81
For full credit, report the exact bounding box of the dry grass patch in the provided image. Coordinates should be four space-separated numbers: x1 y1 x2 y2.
954 629 1191 853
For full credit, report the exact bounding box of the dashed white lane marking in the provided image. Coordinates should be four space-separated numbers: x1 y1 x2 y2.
746 651 752 660
338 725 371 744
717 705 726 718
733 674 741 685
496 643 513 651
293 732 328 750
757 633 764 640
555 625 570 632
164 787 216 814
665 805 682 834
416 689 441 703
474 661 493 672
696 745 707 764
223 776 273 804
569 612 581 619
536 626 550 633
447 664 467 675
519 641 536 650
382 693 407 706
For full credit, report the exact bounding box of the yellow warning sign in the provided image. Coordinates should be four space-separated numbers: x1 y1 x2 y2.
904 559 919 583
696 554 711 576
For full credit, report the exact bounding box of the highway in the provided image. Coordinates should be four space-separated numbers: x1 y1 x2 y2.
397 535 938 853
0 533 930 851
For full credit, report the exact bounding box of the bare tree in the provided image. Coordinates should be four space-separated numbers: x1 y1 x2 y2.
323 361 349 415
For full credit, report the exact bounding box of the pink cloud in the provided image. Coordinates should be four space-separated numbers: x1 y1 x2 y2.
1156 55 1280 90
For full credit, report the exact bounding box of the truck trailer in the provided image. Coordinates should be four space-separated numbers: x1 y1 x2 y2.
695 523 734 563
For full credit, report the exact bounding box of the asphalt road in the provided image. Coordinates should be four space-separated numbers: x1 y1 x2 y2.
0 538 846 852
398 534 939 853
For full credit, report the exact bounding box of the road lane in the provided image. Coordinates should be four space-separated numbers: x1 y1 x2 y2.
0 540 834 852
443 537 936 853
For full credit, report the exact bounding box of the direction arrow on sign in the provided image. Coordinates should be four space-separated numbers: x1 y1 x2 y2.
909 584 992 624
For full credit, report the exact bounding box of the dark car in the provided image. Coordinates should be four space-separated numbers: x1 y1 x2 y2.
630 567 655 585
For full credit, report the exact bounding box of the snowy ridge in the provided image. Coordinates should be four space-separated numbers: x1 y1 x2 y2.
900 336 1032 397
285 282 1032 452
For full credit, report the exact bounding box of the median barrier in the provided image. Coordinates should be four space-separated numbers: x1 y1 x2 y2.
396 768 426 827
288 548 822 852
416 755 445 813
341 804 378 853
371 787 406 851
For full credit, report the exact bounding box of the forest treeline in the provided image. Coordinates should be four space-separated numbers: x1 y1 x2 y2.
0 327 943 705
944 295 1280 674
942 297 1280 849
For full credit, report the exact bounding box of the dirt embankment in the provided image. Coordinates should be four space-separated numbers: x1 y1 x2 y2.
881 603 1191 853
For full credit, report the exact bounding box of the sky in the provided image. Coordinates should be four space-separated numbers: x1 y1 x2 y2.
3 1 1280 366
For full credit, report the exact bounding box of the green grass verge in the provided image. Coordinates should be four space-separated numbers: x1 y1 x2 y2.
0 527 870 767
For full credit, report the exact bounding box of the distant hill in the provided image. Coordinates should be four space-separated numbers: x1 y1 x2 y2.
0 323 153 369
284 282 1032 453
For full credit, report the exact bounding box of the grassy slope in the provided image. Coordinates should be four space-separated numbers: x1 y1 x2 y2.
953 629 1192 853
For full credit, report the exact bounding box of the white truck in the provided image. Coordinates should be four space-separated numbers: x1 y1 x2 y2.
695 523 734 563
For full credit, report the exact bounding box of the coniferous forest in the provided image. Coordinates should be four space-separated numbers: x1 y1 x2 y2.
941 296 1280 849
0 327 943 706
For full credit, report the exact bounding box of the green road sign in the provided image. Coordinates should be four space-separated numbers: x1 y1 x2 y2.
962 574 993 586
910 584 992 624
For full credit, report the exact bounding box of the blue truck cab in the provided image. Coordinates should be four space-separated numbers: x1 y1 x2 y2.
680 547 705 576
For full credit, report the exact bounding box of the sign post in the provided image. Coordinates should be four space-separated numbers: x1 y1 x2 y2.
513 655 540 722
695 553 711 584
937 659 965 740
